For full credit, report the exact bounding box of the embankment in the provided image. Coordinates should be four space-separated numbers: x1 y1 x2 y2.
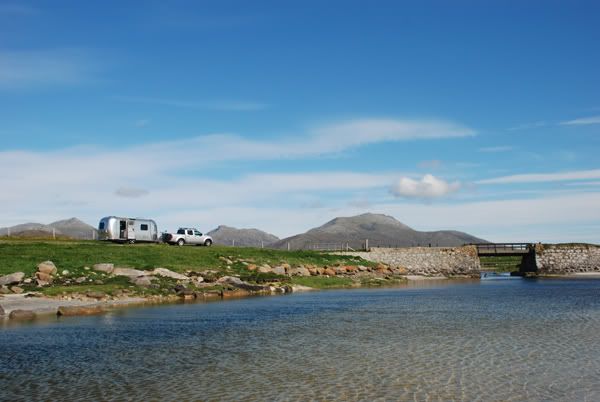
338 246 481 277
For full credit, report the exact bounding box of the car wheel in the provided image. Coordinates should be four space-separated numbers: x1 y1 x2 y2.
177 239 185 246
204 239 212 247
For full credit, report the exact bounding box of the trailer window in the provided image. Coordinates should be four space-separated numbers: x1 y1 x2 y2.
99 222 105 230
140 224 149 231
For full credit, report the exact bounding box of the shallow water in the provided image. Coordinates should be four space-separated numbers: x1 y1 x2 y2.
2 278 600 401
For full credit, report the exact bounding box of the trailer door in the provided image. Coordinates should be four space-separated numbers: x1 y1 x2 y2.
127 220 135 240
119 220 127 240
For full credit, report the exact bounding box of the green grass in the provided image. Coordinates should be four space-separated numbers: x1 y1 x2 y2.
0 240 374 276
479 256 523 273
290 276 354 289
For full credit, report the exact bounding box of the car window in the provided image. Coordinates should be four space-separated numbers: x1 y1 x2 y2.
177 229 185 234
194 231 202 236
187 230 193 235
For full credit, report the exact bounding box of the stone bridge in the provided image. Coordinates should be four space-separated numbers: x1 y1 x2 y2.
338 244 600 276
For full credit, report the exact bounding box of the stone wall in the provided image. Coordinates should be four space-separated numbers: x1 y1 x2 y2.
535 244 600 274
339 246 481 277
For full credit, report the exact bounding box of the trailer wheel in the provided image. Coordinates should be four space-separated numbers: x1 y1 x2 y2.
128 239 136 244
177 239 185 246
204 239 212 247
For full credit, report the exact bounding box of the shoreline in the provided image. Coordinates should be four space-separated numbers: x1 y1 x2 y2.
0 276 471 323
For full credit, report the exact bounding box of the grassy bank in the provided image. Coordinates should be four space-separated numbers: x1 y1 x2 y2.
0 240 372 276
0 240 383 295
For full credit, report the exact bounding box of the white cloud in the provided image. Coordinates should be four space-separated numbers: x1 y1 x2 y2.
478 169 600 184
560 115 600 126
390 174 461 199
0 49 100 89
115 96 268 111
478 146 513 153
115 187 149 198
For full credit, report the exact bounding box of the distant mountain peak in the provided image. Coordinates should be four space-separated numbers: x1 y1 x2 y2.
207 225 280 247
272 212 487 249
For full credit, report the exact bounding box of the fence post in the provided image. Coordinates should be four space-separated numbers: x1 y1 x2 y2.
53 228 56 240
365 238 369 251
287 242 290 251
261 240 264 249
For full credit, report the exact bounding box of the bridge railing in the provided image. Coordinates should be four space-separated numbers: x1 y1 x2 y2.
472 243 532 254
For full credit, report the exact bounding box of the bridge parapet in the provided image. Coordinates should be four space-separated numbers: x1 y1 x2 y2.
473 243 532 256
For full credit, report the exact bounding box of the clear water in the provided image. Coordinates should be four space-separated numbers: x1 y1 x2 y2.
2 278 600 401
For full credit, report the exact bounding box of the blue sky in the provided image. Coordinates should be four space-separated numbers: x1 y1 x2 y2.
1 0 600 242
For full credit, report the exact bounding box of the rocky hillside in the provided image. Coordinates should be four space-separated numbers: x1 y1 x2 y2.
207 225 279 247
270 213 488 250
0 218 97 240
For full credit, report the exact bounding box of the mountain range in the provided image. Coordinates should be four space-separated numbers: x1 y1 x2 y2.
0 213 487 247
0 218 97 240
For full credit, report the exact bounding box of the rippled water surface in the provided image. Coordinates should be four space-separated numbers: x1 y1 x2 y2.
2 278 600 401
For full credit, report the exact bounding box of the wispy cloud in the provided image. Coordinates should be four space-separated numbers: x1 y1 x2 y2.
507 121 547 131
0 3 38 15
478 146 513 153
0 49 101 89
114 95 268 111
418 159 442 169
390 174 461 199
478 169 600 184
115 187 149 198
560 115 600 126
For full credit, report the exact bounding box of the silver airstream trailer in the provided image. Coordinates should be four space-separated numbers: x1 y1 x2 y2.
98 216 158 243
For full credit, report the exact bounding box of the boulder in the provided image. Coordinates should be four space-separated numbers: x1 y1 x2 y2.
0 286 11 294
272 266 286 276
37 261 57 275
324 268 336 276
177 289 196 300
75 276 87 284
93 263 114 274
10 286 24 294
334 266 347 274
217 276 269 292
86 291 106 300
258 266 273 273
130 276 154 287
288 267 311 276
113 268 149 277
358 265 369 272
152 268 189 281
35 271 53 283
221 289 251 298
247 264 257 271
0 272 25 286
57 306 105 317
315 267 325 275
9 309 36 320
